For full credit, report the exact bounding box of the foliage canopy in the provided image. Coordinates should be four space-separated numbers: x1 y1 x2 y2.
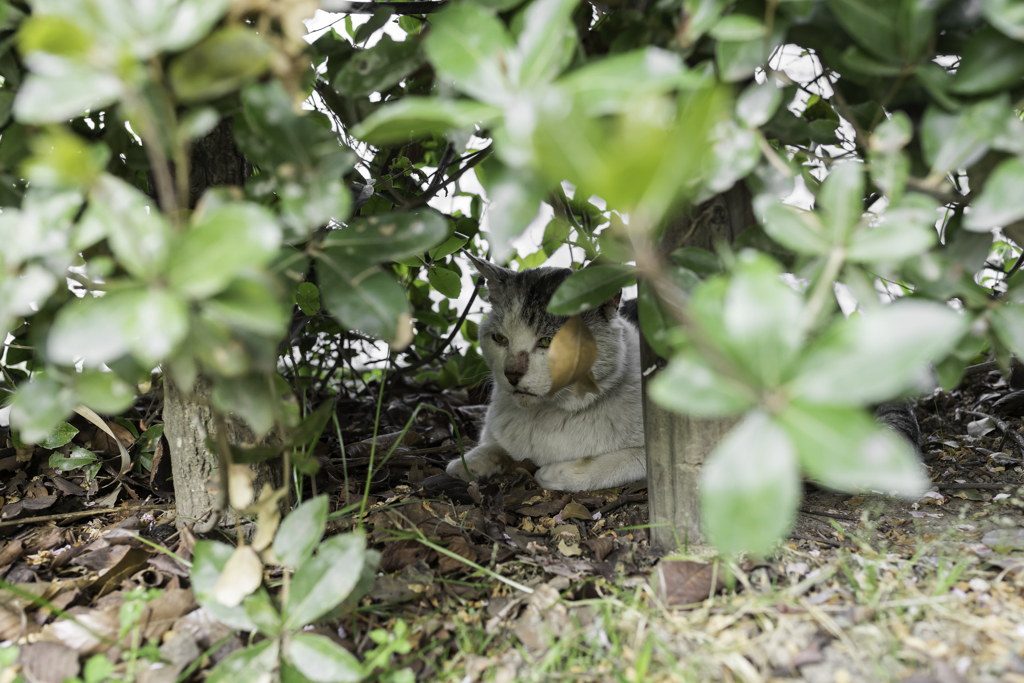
1 0 1024 560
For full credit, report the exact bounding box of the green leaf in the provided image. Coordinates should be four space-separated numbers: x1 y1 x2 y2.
709 14 765 41
516 0 578 88
920 97 1009 176
763 203 830 256
424 2 515 105
428 266 462 298
84 174 172 280
555 48 700 115
274 495 328 570
352 98 502 145
818 161 863 243
950 27 1024 95
191 540 260 632
48 287 189 366
722 251 803 387
983 0 1024 41
50 446 97 472
169 26 273 103
323 210 449 263
83 653 114 683
331 34 423 97
701 411 799 556
75 370 136 415
848 194 938 262
202 275 289 338
964 158 1024 231
825 0 900 62
285 530 366 630
9 377 76 444
779 402 927 496
479 163 545 262
0 265 57 325
990 305 1024 359
167 202 281 300
152 0 235 54
211 374 276 438
637 268 701 358
38 422 79 450
285 633 362 683
288 401 337 450
547 265 636 315
295 282 321 316
715 35 766 82
13 64 121 124
205 641 278 683
897 0 937 62
869 111 913 154
736 80 782 128
839 46 902 77
428 236 468 261
318 256 411 345
649 352 756 417
679 0 729 46
670 247 720 276
138 424 164 453
23 126 110 189
791 300 967 404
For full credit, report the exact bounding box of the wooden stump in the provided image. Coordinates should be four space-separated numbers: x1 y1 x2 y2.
642 184 754 552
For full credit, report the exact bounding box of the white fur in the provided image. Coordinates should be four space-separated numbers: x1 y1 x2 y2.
447 268 646 491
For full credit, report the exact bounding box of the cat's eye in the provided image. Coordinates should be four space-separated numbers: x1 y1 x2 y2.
492 333 508 345
538 337 553 348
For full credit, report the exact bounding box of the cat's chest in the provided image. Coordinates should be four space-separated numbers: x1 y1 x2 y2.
487 386 643 465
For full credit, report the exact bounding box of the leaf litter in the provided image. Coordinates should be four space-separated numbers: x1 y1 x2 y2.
2 370 1024 681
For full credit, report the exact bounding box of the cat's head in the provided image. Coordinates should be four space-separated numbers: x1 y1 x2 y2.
467 253 627 409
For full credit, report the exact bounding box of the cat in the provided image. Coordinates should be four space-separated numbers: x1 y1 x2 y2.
446 255 922 493
446 254 646 492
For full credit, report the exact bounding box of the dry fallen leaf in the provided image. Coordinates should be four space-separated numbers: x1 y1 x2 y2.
214 545 263 607
652 560 728 607
547 315 600 397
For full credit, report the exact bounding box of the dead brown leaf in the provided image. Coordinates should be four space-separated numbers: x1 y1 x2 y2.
19 640 79 683
560 501 592 521
653 559 728 607
546 315 600 397
214 546 262 607
437 536 478 574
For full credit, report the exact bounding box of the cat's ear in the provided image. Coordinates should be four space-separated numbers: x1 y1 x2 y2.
466 253 512 300
599 290 623 320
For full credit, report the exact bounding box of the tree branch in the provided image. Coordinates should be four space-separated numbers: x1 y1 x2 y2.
389 277 481 384
319 1 449 14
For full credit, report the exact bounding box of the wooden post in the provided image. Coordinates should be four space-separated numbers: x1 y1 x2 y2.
642 184 754 552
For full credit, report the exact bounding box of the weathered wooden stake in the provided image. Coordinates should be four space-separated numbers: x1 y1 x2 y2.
642 184 754 552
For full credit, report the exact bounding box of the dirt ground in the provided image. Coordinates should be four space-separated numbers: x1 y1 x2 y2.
2 367 1024 682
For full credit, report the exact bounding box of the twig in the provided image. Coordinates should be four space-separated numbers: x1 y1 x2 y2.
790 533 842 548
597 493 647 517
319 0 449 14
799 508 858 521
933 482 1018 491
0 503 174 528
389 278 481 384
962 410 1024 456
399 147 493 211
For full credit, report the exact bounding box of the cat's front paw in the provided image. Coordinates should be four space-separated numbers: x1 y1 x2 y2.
446 444 512 481
534 462 588 492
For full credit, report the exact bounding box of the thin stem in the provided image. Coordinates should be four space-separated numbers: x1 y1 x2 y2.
800 247 846 333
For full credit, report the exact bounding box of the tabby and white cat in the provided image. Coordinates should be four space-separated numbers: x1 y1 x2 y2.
447 255 921 492
446 254 646 491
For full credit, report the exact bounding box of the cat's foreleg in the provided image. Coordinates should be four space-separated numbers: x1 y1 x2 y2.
446 442 514 481
534 447 646 492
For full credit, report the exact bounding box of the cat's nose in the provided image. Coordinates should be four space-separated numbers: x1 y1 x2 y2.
504 371 523 386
